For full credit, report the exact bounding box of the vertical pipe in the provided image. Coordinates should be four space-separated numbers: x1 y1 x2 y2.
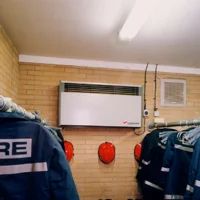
144 63 149 110
154 64 158 111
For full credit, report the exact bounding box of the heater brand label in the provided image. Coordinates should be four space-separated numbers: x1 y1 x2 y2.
123 121 140 125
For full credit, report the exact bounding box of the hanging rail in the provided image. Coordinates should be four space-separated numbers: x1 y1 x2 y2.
148 118 200 130
0 95 47 125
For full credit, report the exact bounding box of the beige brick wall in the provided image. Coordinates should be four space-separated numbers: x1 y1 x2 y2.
19 63 200 199
0 26 19 102
64 127 143 200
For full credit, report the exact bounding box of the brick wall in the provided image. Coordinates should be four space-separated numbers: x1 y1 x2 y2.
0 26 19 102
19 63 200 199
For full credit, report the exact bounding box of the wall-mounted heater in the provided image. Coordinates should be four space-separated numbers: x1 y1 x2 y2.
59 81 143 127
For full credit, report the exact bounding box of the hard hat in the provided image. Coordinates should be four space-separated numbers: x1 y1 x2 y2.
98 142 115 164
64 141 74 162
134 143 142 162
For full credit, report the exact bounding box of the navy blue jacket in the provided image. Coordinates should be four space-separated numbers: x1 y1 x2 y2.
184 137 200 200
136 128 176 199
160 132 193 200
0 113 79 200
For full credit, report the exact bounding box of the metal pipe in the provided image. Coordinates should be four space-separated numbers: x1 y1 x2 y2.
144 63 149 110
148 119 200 129
48 125 62 130
154 64 158 111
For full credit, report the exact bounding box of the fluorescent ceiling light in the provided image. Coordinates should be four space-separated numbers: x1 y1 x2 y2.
119 0 161 41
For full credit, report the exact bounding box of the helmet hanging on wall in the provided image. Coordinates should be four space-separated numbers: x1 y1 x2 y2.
64 141 74 162
98 142 115 164
134 143 142 162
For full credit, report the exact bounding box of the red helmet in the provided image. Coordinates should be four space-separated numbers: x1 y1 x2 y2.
134 143 142 162
64 141 74 162
98 142 115 164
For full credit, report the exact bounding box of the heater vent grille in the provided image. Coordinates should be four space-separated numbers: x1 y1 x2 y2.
64 83 139 96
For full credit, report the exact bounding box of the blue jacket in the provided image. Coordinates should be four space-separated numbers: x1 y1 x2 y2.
184 136 200 200
136 128 176 199
160 131 193 200
183 127 200 146
0 112 79 200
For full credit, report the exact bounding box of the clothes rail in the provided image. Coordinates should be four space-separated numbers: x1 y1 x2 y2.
0 95 47 125
47 126 62 131
148 118 200 130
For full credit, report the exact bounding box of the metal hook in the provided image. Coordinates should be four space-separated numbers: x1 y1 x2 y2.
184 120 187 127
193 119 197 127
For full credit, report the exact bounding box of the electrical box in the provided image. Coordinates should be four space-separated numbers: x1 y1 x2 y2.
154 118 165 124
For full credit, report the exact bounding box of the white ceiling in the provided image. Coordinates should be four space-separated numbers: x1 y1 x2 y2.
0 0 200 67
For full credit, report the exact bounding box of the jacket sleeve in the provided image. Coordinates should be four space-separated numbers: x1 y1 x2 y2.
136 134 152 186
48 132 80 200
184 139 200 200
159 133 176 189
193 157 200 200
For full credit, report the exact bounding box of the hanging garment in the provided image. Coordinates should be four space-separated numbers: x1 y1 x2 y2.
159 132 177 189
136 133 151 187
184 135 200 200
142 140 166 200
183 127 200 146
142 187 164 200
55 129 65 151
160 131 194 200
136 128 177 200
45 126 65 152
0 112 80 200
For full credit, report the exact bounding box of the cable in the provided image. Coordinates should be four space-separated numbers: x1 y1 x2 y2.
154 64 158 111
134 117 146 136
134 63 149 136
144 63 149 110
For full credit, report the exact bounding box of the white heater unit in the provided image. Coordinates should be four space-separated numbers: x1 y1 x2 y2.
59 81 143 127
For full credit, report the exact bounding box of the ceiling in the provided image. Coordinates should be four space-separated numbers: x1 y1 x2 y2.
0 0 200 67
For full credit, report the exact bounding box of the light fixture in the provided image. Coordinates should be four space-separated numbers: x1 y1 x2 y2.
119 0 160 41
